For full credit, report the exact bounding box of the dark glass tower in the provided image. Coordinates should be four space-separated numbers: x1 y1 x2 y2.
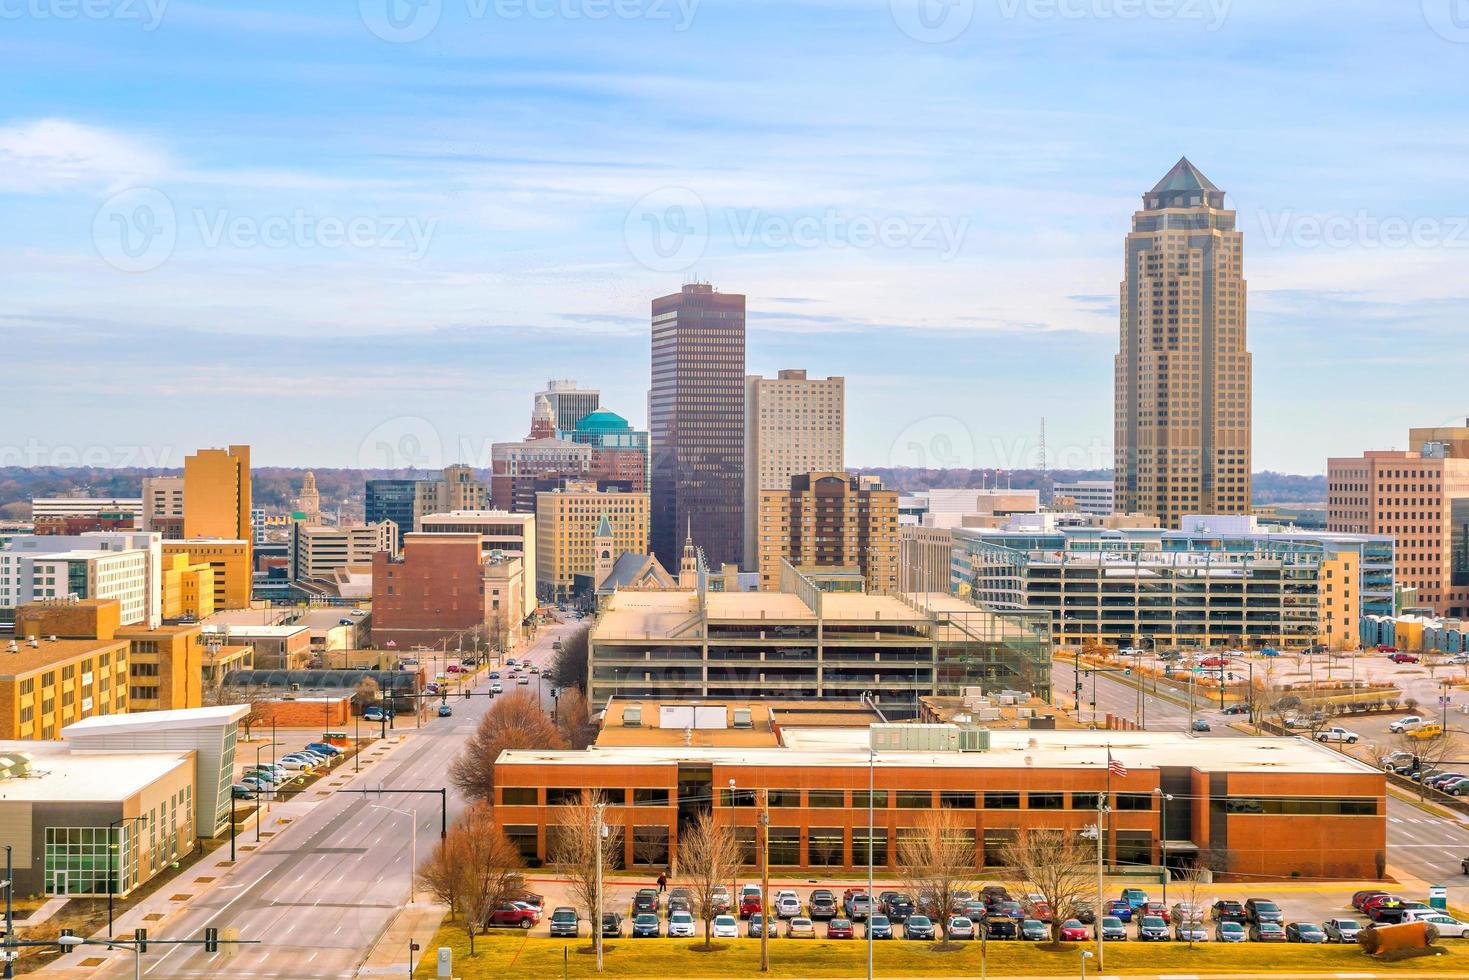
365 479 418 540
650 283 746 570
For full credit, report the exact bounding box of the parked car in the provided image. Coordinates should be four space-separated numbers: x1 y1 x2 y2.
1023 894 1053 921
630 913 660 938
1250 922 1286 942
884 893 916 922
1352 890 1390 911
1376 644 1397 653
1136 916 1169 942
808 889 838 920
826 918 855 940
1322 918 1361 943
1142 902 1171 924
1121 888 1149 911
1389 716 1425 733
784 917 816 939
1285 922 1326 943
666 894 692 915
274 757 315 771
1363 895 1406 923
995 900 1024 920
1100 916 1127 941
600 912 622 937
1215 921 1247 943
230 783 256 800
485 902 539 929
631 890 659 916
739 886 763 919
1175 919 1208 943
1245 899 1284 924
774 891 802 919
1170 903 1204 925
1390 652 1421 664
515 892 544 913
1107 899 1134 922
904 915 937 941
710 914 739 939
1200 657 1232 668
548 907 579 938
709 885 731 915
667 911 696 938
981 885 1011 912
1426 772 1467 790
1314 726 1360 744
1072 900 1095 924
1019 918 1049 942
985 917 1018 940
842 889 872 920
944 917 976 940
305 742 343 756
1059 919 1089 942
1407 912 1469 937
747 914 779 938
1210 900 1248 924
864 914 892 940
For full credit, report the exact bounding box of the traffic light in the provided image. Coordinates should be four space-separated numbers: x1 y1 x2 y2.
204 927 219 953
58 928 75 953
135 928 147 953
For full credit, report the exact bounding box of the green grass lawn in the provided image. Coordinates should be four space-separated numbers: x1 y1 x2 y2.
414 926 1469 978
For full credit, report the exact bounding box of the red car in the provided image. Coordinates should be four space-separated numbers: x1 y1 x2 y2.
1142 902 1171 923
1352 889 1389 912
1377 644 1397 653
1389 652 1420 664
485 902 539 929
739 890 763 919
1361 894 1403 916
1200 657 1232 668
1059 919 1090 941
1024 897 1053 921
826 918 855 939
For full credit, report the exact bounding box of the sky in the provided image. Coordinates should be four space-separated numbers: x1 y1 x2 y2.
3 0 1468 475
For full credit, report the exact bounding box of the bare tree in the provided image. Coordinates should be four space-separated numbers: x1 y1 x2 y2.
555 686 596 749
1173 863 1211 948
453 802 527 956
551 792 623 933
548 624 591 693
418 829 463 919
896 807 980 943
679 809 742 947
1389 730 1460 799
1001 827 1094 945
213 685 274 741
449 690 567 804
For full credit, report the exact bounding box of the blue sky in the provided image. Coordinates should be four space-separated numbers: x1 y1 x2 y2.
3 0 1468 474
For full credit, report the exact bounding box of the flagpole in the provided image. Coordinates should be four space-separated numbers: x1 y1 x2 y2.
1099 746 1109 972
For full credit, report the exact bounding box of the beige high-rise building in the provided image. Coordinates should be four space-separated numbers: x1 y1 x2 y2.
413 464 489 529
535 486 649 602
757 472 899 594
141 476 185 537
743 369 845 567
1115 159 1251 529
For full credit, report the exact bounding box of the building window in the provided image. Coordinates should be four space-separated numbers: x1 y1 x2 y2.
767 828 801 866
896 791 932 809
852 827 888 866
719 788 756 807
1028 793 1065 810
631 826 669 866
546 788 583 806
807 789 844 808
939 791 977 809
632 788 670 806
1115 793 1153 811
807 827 844 865
1071 792 1103 811
503 825 539 861
767 789 801 807
983 791 1020 810
852 790 888 809
501 787 537 806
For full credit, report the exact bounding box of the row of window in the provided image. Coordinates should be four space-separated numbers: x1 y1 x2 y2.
503 787 1154 811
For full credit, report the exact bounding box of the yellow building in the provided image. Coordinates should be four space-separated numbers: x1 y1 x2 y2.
757 472 900 594
1319 549 1359 650
163 540 250 611
183 445 252 564
535 487 649 602
0 634 129 740
161 553 216 621
114 623 204 711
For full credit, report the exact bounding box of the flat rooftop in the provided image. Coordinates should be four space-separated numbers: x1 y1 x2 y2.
0 636 128 677
595 699 882 748
0 742 192 801
502 728 1380 776
201 623 310 638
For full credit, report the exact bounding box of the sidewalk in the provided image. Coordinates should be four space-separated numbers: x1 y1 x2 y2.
357 901 451 977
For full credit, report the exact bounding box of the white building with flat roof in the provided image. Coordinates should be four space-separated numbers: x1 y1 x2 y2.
1053 480 1116 516
31 497 143 520
0 532 162 628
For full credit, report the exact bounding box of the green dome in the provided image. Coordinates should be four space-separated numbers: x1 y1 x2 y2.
574 408 631 433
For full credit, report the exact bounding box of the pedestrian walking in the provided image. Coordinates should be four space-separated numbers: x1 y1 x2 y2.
657 871 667 893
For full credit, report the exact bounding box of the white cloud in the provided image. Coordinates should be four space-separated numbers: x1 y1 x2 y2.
0 118 170 194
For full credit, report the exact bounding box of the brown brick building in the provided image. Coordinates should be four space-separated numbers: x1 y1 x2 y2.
372 532 525 649
756 472 900 594
494 727 1385 880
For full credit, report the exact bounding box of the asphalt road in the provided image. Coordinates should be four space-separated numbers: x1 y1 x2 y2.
1051 657 1246 736
124 617 582 980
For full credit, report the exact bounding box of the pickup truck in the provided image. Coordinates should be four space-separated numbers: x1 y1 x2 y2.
1314 727 1360 744
485 902 539 929
1388 716 1424 733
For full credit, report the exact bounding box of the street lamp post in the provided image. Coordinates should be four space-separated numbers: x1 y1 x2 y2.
370 805 418 904
1154 789 1173 905
253 744 275 843
1080 949 1094 980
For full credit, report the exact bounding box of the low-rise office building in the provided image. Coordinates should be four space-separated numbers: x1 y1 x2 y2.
200 623 311 671
0 633 129 739
289 521 396 585
589 563 1052 714
494 725 1385 880
416 511 537 618
0 532 163 629
536 486 649 603
163 539 251 611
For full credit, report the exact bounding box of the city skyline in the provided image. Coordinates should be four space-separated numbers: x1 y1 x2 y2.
6 4 1468 474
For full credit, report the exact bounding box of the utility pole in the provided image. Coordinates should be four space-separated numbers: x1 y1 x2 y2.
1095 794 1106 972
594 801 606 973
759 790 770 973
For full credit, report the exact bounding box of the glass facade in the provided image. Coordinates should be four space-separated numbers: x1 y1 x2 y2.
45 825 133 896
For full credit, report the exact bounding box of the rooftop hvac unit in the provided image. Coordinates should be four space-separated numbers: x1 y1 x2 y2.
693 705 727 730
731 708 753 729
957 727 990 753
868 723 959 752
622 705 642 727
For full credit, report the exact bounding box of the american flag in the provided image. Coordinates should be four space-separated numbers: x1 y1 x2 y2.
1108 753 1127 779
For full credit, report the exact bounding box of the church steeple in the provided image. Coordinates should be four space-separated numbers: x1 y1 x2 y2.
593 511 615 591
678 519 698 587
